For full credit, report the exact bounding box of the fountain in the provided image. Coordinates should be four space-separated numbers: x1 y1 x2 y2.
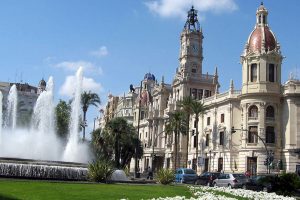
0 68 89 180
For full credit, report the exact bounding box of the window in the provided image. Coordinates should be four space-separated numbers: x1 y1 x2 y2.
193 134 197 148
266 106 275 119
249 105 258 119
141 111 145 120
206 134 209 146
207 117 210 125
219 132 224 145
221 114 225 123
192 88 197 99
268 64 275 82
204 90 210 98
250 64 257 82
198 89 203 100
266 126 275 143
248 126 258 143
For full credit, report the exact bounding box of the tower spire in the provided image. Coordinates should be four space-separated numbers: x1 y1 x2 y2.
184 6 200 31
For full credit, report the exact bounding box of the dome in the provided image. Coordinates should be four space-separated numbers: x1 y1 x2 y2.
248 26 276 52
144 73 155 81
39 79 46 87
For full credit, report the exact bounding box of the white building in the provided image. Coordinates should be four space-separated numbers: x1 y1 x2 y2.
0 79 45 127
102 4 300 175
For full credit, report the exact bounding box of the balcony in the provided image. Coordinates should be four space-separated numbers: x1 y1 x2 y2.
266 117 275 122
248 117 258 121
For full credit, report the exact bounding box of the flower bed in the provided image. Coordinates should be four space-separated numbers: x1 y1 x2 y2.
149 186 296 200
191 186 296 200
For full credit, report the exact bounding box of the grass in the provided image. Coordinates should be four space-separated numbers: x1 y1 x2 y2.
0 179 192 200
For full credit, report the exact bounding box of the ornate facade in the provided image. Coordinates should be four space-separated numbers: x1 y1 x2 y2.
101 4 300 175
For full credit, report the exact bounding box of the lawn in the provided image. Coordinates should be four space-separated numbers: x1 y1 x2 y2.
0 179 192 200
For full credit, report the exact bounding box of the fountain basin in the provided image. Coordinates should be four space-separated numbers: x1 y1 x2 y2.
0 157 88 181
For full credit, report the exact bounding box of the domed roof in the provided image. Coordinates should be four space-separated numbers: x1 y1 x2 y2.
144 73 155 81
39 79 46 87
248 26 276 52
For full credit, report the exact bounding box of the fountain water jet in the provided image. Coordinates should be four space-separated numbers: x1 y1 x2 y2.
6 85 18 130
63 67 90 163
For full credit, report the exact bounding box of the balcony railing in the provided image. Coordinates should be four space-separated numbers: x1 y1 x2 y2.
248 117 258 120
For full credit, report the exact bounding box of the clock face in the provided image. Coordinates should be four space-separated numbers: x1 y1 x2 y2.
192 43 198 53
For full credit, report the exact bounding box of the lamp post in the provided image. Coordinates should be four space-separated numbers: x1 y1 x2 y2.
231 127 271 174
152 130 165 173
135 81 142 178
209 150 212 172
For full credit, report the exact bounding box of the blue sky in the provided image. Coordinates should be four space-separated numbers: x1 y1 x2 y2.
0 0 299 137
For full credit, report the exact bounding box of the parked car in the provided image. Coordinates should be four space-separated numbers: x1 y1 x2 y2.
175 168 198 183
213 173 248 188
195 172 221 186
243 175 275 192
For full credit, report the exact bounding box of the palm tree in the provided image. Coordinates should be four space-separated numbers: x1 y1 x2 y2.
105 117 143 169
81 91 101 140
179 96 193 168
190 100 207 172
165 110 187 171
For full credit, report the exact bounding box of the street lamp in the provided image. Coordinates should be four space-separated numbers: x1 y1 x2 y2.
152 130 165 173
209 150 212 172
231 126 271 174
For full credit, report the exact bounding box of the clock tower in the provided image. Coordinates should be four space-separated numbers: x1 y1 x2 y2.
172 6 217 102
179 6 203 78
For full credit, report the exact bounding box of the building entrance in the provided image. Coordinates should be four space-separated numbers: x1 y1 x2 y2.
247 157 257 176
218 157 223 172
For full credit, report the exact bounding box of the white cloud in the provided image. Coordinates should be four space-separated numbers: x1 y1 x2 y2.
145 0 238 19
54 60 103 75
90 46 108 57
59 75 103 97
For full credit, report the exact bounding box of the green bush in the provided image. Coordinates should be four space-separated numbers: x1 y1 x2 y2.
260 173 300 196
276 173 300 196
88 160 114 183
155 168 174 185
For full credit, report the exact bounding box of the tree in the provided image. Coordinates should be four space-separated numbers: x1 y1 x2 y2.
179 96 193 168
55 100 71 141
92 117 143 169
190 100 207 172
81 91 100 140
165 110 187 170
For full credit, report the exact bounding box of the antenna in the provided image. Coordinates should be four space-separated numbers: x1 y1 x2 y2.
20 72 23 83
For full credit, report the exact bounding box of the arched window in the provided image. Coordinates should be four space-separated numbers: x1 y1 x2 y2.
249 105 258 119
266 126 275 143
266 106 275 119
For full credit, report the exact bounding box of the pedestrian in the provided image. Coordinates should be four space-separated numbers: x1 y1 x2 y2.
245 170 251 178
147 166 153 180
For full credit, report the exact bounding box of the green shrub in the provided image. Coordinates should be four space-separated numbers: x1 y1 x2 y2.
155 168 174 185
88 160 114 183
276 173 300 196
261 173 300 196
